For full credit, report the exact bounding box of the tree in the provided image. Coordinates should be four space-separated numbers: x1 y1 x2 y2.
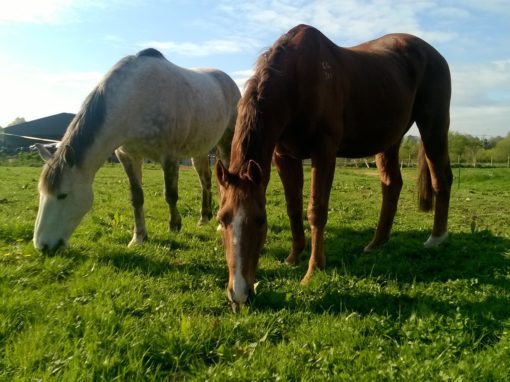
492 133 510 164
464 135 484 167
7 117 26 126
448 132 469 164
399 135 420 166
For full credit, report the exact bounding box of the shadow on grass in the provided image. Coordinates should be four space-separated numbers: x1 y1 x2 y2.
261 226 510 288
252 227 510 344
93 246 225 280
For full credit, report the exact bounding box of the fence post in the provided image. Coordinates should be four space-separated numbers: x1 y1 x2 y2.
457 155 461 190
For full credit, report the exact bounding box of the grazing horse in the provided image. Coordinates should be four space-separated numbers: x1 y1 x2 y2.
216 24 452 306
33 48 240 251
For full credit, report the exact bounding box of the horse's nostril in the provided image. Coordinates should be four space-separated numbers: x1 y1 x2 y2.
41 243 49 252
246 288 254 304
56 239 65 249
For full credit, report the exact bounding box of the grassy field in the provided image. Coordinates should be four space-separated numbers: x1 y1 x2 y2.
1 162 509 380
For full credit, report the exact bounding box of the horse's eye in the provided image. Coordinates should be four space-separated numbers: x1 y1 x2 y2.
217 212 232 228
57 193 68 200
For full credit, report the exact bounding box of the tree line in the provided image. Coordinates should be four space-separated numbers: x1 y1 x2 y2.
399 132 510 167
1 117 509 167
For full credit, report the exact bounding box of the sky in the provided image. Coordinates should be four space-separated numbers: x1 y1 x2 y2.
1 0 509 137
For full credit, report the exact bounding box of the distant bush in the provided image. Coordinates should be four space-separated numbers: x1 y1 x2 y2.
0 151 44 167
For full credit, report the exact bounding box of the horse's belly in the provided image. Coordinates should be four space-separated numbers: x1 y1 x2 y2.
337 124 410 158
176 119 227 157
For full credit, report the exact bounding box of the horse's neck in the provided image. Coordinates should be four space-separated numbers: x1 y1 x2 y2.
230 125 278 187
79 129 124 179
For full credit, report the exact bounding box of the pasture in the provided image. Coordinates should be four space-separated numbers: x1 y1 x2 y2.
1 162 509 380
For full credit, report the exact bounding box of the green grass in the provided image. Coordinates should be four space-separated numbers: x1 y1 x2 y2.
1 164 509 380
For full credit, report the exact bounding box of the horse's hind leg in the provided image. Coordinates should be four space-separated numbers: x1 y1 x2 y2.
192 154 213 226
162 157 182 232
115 149 147 246
364 142 403 252
273 151 305 265
416 115 453 247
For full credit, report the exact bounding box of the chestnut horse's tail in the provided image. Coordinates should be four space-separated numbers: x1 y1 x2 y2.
417 142 434 212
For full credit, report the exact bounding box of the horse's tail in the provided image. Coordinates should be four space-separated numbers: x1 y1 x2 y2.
417 142 434 212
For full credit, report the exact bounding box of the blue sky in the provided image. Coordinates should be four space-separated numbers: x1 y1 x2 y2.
1 0 509 137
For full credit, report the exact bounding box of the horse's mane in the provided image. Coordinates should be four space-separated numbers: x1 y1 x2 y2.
231 28 298 172
40 85 107 194
40 48 166 194
137 48 165 59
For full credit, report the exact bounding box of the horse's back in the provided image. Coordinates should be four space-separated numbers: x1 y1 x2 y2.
105 53 239 160
280 26 451 157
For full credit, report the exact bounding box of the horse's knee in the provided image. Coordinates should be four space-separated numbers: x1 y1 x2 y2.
307 202 328 228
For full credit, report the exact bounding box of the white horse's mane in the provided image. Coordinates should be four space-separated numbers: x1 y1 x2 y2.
40 50 167 194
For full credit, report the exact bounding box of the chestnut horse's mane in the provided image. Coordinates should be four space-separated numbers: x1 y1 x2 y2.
231 28 299 173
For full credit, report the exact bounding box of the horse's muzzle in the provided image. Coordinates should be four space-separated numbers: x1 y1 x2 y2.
35 238 66 253
228 287 254 312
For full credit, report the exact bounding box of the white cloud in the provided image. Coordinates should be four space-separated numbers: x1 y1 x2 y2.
215 0 457 44
449 60 510 136
0 0 109 24
451 105 510 137
230 69 254 91
0 61 102 126
461 0 510 16
138 37 261 57
451 60 510 107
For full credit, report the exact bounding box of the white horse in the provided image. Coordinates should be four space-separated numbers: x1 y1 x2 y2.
33 48 240 251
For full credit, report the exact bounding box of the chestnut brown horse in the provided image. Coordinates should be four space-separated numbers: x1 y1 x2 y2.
216 24 452 306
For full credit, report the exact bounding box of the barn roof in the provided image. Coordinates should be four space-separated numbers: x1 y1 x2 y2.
3 113 75 137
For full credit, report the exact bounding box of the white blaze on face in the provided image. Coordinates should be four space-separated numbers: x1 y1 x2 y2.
231 206 248 304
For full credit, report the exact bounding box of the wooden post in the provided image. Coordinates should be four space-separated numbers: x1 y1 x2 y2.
457 155 461 190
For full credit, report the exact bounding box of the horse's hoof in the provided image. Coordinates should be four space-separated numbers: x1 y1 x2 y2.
197 218 210 226
170 221 182 232
300 273 313 285
363 244 373 253
424 232 448 248
128 235 147 247
285 253 300 265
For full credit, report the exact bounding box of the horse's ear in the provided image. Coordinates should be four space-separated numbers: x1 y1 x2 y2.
34 143 53 162
245 160 263 185
215 160 230 188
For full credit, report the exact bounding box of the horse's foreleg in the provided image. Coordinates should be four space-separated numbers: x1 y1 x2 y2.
116 149 147 246
365 145 403 252
192 155 213 226
162 158 182 232
273 151 305 265
302 150 336 285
